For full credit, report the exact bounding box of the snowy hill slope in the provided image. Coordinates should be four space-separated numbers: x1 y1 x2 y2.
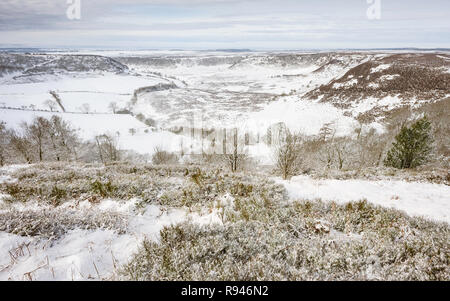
0 53 128 81
1 50 448 158
120 51 449 134
306 53 450 121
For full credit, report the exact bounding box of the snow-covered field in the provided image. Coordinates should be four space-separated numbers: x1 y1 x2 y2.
125 51 374 133
0 73 167 113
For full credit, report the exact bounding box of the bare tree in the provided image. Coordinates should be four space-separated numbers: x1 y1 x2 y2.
223 128 248 172
48 116 79 161
24 117 51 162
0 122 7 166
9 130 33 164
95 134 120 164
275 129 301 180
44 99 58 112
318 123 337 170
109 102 118 114
81 103 91 114
152 146 178 165
1 116 79 165
333 137 351 170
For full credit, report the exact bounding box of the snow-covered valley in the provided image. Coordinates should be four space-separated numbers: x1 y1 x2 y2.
0 50 449 281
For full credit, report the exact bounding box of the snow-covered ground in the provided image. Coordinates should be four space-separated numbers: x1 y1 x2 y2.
245 96 376 137
123 51 375 134
0 201 221 281
1 163 448 280
0 73 167 113
278 176 450 224
0 162 223 281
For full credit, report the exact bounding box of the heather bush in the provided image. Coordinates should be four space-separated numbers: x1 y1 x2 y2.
0 207 128 239
121 199 449 281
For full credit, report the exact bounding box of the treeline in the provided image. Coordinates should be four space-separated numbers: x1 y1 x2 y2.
0 116 131 166
0 110 444 176
1 116 78 165
274 116 437 179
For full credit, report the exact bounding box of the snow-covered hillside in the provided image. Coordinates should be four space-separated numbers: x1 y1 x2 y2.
0 163 448 281
0 50 448 159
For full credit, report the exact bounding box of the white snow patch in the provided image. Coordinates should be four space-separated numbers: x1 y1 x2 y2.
333 79 358 89
277 176 450 224
351 95 403 115
245 97 359 137
379 74 400 81
0 74 166 113
371 64 391 73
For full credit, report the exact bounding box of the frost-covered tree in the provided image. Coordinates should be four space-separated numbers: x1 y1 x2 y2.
95 134 121 164
0 122 7 166
44 99 57 112
24 117 50 162
10 116 79 163
223 128 248 172
48 116 79 161
152 147 178 165
109 102 118 114
384 116 433 169
9 130 34 164
275 129 301 179
81 103 91 114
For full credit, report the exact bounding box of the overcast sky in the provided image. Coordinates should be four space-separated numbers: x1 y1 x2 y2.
0 0 449 50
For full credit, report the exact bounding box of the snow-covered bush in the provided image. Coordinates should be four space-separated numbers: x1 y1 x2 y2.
121 199 449 281
152 147 178 165
0 208 128 239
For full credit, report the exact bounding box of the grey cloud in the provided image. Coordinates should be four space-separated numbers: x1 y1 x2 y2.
0 0 448 49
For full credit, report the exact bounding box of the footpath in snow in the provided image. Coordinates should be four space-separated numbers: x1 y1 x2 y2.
277 176 450 224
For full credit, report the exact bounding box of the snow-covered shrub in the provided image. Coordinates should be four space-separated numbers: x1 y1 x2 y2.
121 199 449 281
0 208 128 239
90 179 117 198
154 168 286 209
152 147 178 165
